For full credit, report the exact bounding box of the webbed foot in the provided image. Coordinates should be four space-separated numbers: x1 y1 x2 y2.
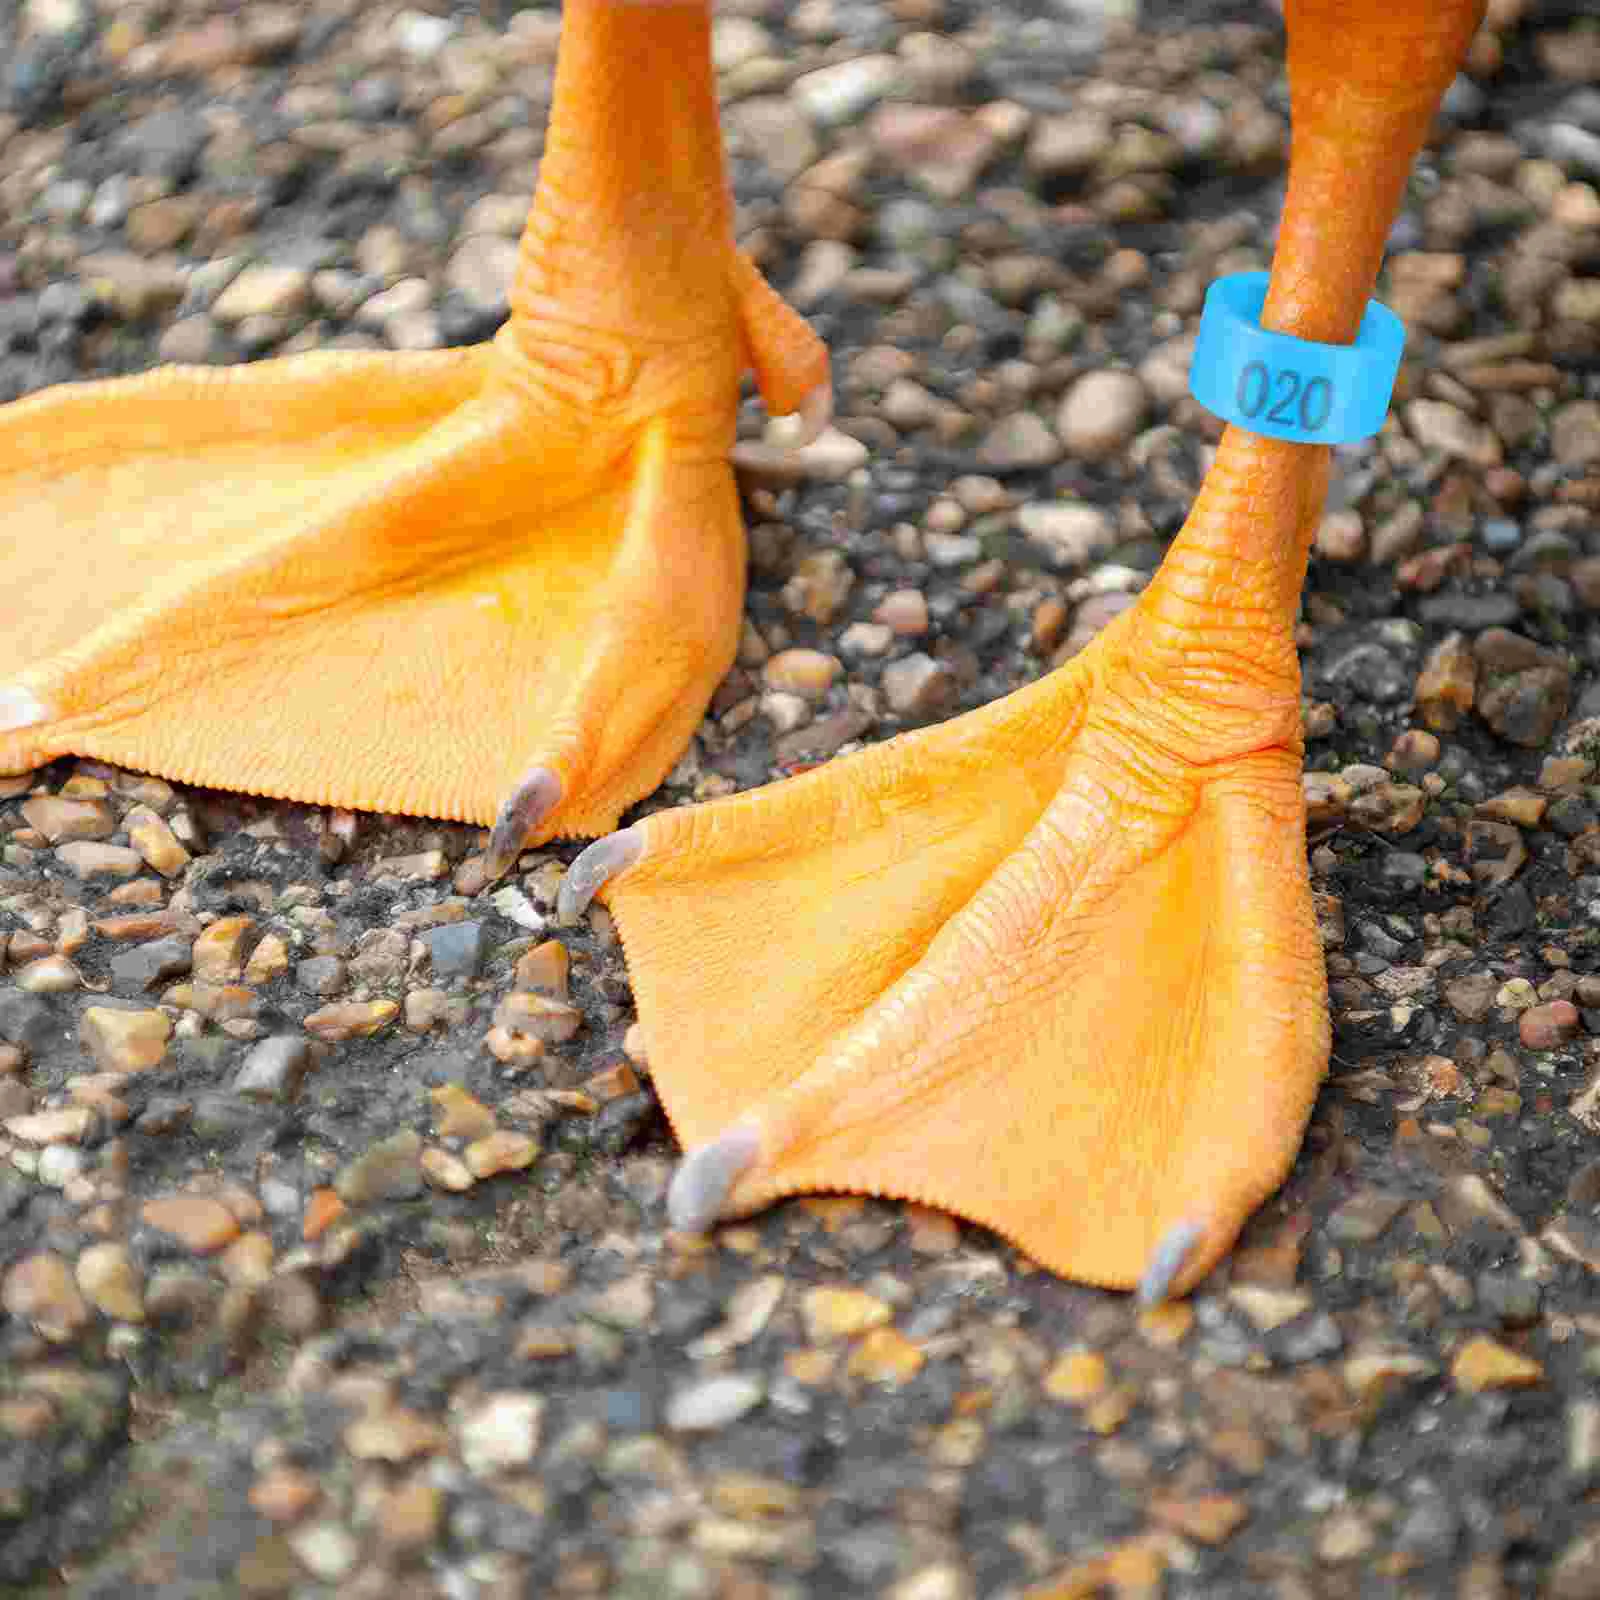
0 0 826 851
569 0 1484 1295
574 436 1331 1292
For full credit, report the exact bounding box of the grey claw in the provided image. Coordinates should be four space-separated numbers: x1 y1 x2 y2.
484 766 563 883
557 825 644 922
667 1123 761 1234
1136 1218 1207 1308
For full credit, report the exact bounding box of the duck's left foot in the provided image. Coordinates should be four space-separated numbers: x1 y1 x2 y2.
568 434 1331 1296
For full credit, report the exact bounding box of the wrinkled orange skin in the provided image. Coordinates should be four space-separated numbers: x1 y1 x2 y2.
0 0 1483 1292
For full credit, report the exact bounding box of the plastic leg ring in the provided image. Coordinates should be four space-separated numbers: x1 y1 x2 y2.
1188 271 1405 445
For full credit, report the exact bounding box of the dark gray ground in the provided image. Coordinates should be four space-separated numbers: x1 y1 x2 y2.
2 0 1600 1595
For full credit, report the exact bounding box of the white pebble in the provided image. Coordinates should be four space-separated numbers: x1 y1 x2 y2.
458 1392 544 1474
665 1374 766 1433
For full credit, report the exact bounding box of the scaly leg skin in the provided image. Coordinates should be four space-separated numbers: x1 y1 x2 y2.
570 0 1486 1300
0 0 827 855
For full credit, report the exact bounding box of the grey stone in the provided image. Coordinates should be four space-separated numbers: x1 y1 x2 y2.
1416 592 1521 629
110 936 193 992
336 1129 424 1204
419 921 489 980
295 955 347 996
234 1036 313 1102
0 991 57 1054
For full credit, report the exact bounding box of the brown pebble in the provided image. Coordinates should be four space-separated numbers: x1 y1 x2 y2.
80 1007 172 1073
431 1084 498 1140
191 916 256 981
904 1204 960 1255
125 807 191 877
404 988 449 1032
485 1025 545 1066
243 932 290 983
464 1130 538 1178
493 991 582 1042
6 1106 95 1144
1056 370 1148 461
92 911 184 942
1149 1494 1250 1545
513 939 569 997
1315 509 1366 562
1520 1000 1580 1050
14 956 82 993
56 842 144 879
1137 1302 1195 1347
375 1477 444 1550
2 1251 91 1342
1386 729 1441 775
874 588 930 635
762 647 841 700
1044 1349 1110 1402
141 1195 241 1254
583 1061 640 1102
74 1241 145 1322
21 795 116 842
882 652 957 717
1031 596 1069 652
1452 1335 1544 1392
302 1187 345 1241
846 1327 926 1386
249 1465 321 1525
420 1146 476 1192
1414 632 1476 731
1476 787 1547 827
802 1285 891 1341
303 1000 397 1041
345 1406 448 1463
220 1232 274 1286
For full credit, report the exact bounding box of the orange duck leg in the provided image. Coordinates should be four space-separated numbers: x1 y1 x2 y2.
567 0 1486 1300
0 0 826 857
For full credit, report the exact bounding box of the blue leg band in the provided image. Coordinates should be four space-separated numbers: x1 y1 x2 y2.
1187 271 1405 445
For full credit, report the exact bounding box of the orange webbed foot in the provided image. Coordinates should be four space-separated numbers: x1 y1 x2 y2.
568 431 1332 1296
0 0 826 854
565 0 1484 1298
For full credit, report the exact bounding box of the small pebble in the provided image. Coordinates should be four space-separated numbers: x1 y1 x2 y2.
335 1129 423 1204
458 1392 543 1475
1519 1000 1580 1050
1452 1335 1544 1392
666 1373 767 1432
2 1251 91 1342
303 999 397 1041
74 1242 144 1322
1056 370 1148 461
763 648 840 700
463 1129 538 1178
80 1006 172 1072
803 1285 891 1341
234 1036 313 1101
141 1195 240 1254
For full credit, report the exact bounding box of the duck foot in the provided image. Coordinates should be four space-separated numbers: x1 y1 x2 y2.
0 0 827 851
573 429 1334 1294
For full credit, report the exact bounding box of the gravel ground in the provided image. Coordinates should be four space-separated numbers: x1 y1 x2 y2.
2 0 1600 1594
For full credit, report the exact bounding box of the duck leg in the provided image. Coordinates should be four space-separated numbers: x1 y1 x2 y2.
569 0 1486 1298
0 0 826 849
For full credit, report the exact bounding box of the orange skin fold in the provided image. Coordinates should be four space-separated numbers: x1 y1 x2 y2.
0 0 1484 1294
